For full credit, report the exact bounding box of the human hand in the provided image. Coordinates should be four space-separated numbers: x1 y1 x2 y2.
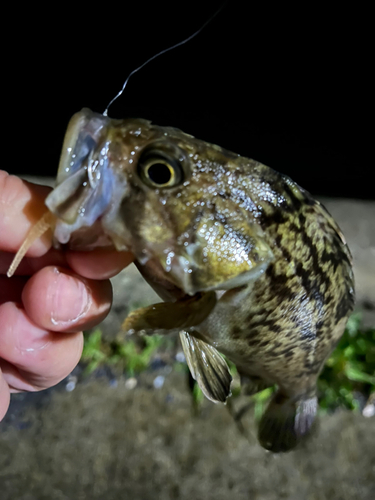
0 171 133 421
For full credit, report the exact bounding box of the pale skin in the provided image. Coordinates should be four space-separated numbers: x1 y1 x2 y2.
0 170 134 421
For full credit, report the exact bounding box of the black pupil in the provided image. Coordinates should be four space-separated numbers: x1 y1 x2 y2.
147 163 172 185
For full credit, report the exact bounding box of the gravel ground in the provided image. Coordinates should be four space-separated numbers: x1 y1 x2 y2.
1 182 374 499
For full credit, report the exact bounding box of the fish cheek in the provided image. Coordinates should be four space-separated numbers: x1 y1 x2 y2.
119 189 175 253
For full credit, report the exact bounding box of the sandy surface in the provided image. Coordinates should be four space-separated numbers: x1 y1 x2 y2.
1 372 374 500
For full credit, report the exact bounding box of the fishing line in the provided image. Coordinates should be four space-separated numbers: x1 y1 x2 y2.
103 1 227 116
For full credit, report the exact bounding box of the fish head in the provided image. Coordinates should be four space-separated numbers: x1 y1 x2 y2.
44 108 273 295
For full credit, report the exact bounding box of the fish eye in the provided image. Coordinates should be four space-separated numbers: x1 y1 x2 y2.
137 151 184 188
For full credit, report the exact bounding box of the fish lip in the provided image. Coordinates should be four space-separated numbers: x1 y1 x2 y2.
56 109 109 185
45 165 118 246
45 109 133 248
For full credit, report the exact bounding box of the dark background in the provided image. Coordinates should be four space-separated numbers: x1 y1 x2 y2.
6 1 372 199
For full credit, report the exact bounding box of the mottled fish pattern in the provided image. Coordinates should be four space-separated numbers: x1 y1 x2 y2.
9 109 355 452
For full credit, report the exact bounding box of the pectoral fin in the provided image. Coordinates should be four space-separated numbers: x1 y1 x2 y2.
179 331 232 404
121 291 217 335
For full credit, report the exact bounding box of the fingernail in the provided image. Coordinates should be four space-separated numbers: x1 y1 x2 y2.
49 268 91 325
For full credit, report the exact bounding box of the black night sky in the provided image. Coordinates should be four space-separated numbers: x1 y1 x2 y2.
6 2 372 199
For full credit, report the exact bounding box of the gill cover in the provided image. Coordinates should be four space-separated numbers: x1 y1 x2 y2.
165 214 274 294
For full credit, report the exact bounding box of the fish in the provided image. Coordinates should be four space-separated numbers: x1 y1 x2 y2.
8 108 355 452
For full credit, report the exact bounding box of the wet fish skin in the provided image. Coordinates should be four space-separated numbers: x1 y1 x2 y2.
18 109 356 452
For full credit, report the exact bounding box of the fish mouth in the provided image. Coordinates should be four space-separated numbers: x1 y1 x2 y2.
45 166 128 249
45 109 131 250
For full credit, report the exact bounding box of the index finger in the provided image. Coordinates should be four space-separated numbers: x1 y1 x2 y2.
0 171 52 257
0 171 135 280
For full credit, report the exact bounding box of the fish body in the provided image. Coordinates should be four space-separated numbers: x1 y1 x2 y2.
13 108 355 451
